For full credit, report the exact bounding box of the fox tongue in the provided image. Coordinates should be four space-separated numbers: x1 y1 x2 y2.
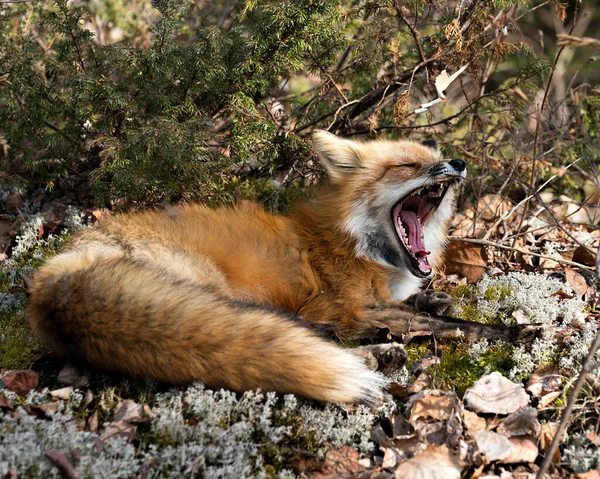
399 210 429 257
400 210 430 257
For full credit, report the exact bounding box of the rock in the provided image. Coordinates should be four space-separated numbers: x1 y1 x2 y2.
473 430 513 461
464 372 529 415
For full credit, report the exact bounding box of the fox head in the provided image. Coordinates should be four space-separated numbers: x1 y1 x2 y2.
312 130 466 280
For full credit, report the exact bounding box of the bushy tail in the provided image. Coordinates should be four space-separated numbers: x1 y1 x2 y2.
29 253 385 403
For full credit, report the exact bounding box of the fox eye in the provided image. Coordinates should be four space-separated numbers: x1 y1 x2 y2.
400 163 418 168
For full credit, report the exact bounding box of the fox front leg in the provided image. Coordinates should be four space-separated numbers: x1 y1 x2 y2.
353 305 539 343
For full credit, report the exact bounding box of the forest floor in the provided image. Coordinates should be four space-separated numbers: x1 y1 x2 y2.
1 186 599 479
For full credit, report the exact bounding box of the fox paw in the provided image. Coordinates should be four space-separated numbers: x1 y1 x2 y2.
353 343 407 375
405 290 455 316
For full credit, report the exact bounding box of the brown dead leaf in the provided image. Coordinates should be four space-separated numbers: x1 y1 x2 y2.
444 241 488 283
500 434 538 464
550 289 575 300
100 420 137 442
511 310 530 324
57 364 90 388
462 410 486 433
2 370 38 395
407 390 462 423
478 194 512 222
539 391 561 408
573 245 596 266
91 208 111 222
388 383 410 401
307 446 365 479
45 450 80 479
394 444 462 479
2 469 21 478
407 372 431 394
539 422 560 463
87 410 99 433
496 407 540 438
381 447 400 469
113 399 152 423
83 390 94 409
50 386 74 401
575 470 600 479
5 192 24 214
114 399 151 423
565 268 589 297
0 393 13 409
526 366 562 398
587 431 600 447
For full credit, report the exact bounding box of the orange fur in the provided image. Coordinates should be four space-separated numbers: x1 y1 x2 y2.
28 131 494 403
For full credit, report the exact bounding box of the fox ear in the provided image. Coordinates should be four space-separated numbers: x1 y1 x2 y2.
312 130 361 182
421 140 438 150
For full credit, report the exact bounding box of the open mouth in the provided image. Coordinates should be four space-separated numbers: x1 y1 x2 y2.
391 180 455 277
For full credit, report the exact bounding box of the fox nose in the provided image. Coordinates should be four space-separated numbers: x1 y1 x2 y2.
449 159 466 173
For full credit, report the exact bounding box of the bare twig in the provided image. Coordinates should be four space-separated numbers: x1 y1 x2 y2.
536 245 600 478
394 2 427 64
450 237 594 270
515 3 579 243
483 158 580 241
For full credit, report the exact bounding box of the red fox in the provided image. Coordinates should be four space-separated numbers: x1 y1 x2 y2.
28 131 532 403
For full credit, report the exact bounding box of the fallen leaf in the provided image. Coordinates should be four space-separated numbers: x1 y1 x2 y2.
539 391 561 408
407 372 431 394
478 194 513 222
572 245 596 266
50 386 74 401
444 241 488 283
2 370 38 395
28 401 59 418
394 444 462 479
575 471 600 479
464 372 529 415
499 434 538 464
113 399 152 423
44 450 80 479
539 422 560 463
511 310 530 324
550 289 575 300
496 407 540 438
5 192 24 214
87 410 99 433
462 410 486 433
305 446 365 478
100 420 137 442
388 383 410 401
91 208 111 222
381 447 400 469
2 469 20 478
587 431 600 447
565 268 589 297
83 390 94 409
0 393 13 409
526 366 562 397
407 390 462 423
473 430 513 462
58 364 90 388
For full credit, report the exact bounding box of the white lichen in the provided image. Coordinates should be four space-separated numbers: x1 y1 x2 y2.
0 383 383 478
467 339 490 362
471 272 586 326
